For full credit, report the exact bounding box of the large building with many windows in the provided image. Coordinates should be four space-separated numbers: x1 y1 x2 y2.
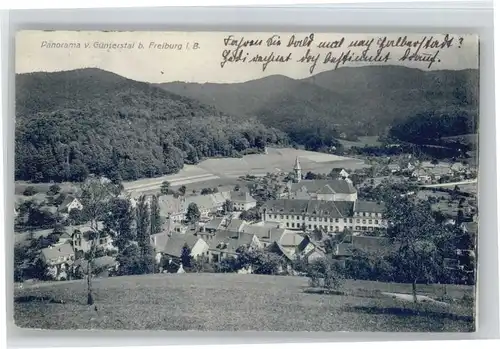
261 199 387 233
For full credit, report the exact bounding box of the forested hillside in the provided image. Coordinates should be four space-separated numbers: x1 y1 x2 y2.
15 69 288 182
160 66 479 147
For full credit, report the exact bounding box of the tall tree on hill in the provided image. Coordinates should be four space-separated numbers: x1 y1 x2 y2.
150 194 162 237
384 196 450 303
136 195 153 274
79 175 121 305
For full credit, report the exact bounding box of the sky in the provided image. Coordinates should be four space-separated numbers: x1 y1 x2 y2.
16 30 479 84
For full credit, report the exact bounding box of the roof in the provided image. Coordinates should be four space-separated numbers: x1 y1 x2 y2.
60 195 77 208
266 241 295 261
230 191 256 203
240 224 274 239
40 243 74 261
263 199 354 218
163 234 201 258
354 201 385 214
212 191 231 205
291 179 356 195
151 232 170 252
74 256 118 270
351 236 395 255
204 218 224 230
41 205 58 214
158 195 183 216
279 231 306 247
226 219 246 233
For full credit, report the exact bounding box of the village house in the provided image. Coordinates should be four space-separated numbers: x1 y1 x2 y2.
72 229 116 253
230 190 257 211
261 199 387 233
387 164 401 174
40 242 75 266
58 195 83 214
412 169 432 183
206 230 262 263
287 157 358 202
151 233 210 263
155 191 232 222
239 222 287 247
296 236 326 263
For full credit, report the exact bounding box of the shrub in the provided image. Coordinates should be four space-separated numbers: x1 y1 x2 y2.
23 186 37 196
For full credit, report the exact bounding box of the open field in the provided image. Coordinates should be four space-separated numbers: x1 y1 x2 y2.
337 136 382 149
123 148 366 195
14 273 474 332
14 147 365 198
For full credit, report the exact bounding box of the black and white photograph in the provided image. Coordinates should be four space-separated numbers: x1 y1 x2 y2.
13 30 479 332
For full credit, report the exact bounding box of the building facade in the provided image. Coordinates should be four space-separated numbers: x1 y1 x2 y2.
261 199 387 233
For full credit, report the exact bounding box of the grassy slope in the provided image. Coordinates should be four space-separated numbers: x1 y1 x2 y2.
14 274 475 331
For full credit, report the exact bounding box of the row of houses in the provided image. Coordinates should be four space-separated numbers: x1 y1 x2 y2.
149 218 402 272
131 190 257 222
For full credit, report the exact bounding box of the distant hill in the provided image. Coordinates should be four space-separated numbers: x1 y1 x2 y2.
159 66 479 146
15 68 288 182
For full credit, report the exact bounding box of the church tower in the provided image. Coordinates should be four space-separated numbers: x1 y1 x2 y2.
293 156 302 183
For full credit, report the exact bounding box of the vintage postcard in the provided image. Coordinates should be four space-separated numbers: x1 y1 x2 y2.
14 31 479 331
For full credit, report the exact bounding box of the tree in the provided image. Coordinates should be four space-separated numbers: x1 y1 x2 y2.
160 181 170 195
181 243 192 269
222 199 234 214
239 207 261 222
116 243 143 276
185 203 201 224
384 196 449 303
150 194 162 237
136 195 153 274
178 185 187 196
79 175 120 305
104 197 135 251
47 184 61 196
23 186 37 196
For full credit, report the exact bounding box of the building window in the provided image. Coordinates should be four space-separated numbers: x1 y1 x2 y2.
362 226 367 231
356 219 360 223
314 225 317 229
291 223 295 228
286 222 290 227
330 226 333 231
280 215 283 219
349 219 353 223
362 220 366 224
286 215 289 219
296 216 300 220
330 218 333 222
375 220 379 224
274 215 277 219
308 225 312 229
368 220 372 224
355 226 360 230
335 226 340 231
343 218 347 223
335 218 339 223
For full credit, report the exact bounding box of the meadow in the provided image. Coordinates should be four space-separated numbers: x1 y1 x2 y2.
14 273 475 332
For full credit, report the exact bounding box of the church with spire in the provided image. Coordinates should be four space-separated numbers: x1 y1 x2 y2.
287 157 358 202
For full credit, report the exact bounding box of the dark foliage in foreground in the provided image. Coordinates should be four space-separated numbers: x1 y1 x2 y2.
15 69 288 182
